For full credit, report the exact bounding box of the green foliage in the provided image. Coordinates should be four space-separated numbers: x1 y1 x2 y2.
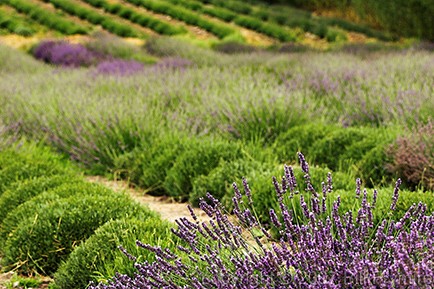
82 0 186 35
0 9 36 36
1 193 156 275
251 165 355 223
125 0 236 39
4 0 88 34
272 122 340 163
5 274 43 289
190 159 266 206
234 16 297 42
0 174 84 224
333 187 434 226
0 182 117 247
281 0 434 41
309 127 372 171
113 133 186 195
43 0 143 38
164 138 243 200
0 145 72 195
54 218 177 289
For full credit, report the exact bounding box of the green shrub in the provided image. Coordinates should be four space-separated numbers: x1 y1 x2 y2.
272 122 340 163
113 133 186 195
1 193 156 275
54 218 176 289
190 158 266 207
357 143 394 187
309 127 373 171
163 138 243 201
0 182 116 247
0 145 72 195
0 174 84 224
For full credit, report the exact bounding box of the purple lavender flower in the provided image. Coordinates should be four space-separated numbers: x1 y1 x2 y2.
92 167 433 289
95 59 144 76
153 57 192 71
33 40 100 67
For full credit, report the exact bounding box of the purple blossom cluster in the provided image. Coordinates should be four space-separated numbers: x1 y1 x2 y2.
153 57 192 71
95 60 144 76
33 40 101 67
87 153 434 288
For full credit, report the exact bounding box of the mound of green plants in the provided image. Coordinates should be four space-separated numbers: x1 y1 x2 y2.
0 145 73 194
1 192 157 275
0 174 84 223
4 0 88 35
0 182 117 247
163 137 243 200
54 218 177 289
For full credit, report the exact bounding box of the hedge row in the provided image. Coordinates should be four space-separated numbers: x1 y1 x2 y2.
124 0 236 39
3 0 88 35
81 0 186 35
163 0 297 42
40 0 144 38
0 8 36 36
0 143 174 289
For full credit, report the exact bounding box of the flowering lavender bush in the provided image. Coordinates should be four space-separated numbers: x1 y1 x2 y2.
95 59 144 76
32 41 101 67
153 57 192 71
89 153 434 289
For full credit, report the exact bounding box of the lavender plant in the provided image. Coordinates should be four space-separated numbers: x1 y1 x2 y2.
33 40 101 67
95 59 144 76
89 153 434 289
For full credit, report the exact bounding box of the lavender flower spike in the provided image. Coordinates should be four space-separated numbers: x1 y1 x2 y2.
390 178 402 211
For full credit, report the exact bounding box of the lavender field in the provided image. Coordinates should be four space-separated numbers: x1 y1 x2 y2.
0 32 433 288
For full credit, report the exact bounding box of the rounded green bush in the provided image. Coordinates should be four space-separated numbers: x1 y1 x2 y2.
113 133 186 195
190 158 267 207
0 174 84 224
2 193 156 275
54 218 177 289
272 122 339 163
309 127 371 171
163 138 242 201
0 146 71 195
0 182 116 248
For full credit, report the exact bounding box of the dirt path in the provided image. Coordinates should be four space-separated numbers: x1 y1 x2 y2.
86 176 209 222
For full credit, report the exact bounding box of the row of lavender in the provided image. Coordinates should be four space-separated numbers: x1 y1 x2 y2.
0 139 175 289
